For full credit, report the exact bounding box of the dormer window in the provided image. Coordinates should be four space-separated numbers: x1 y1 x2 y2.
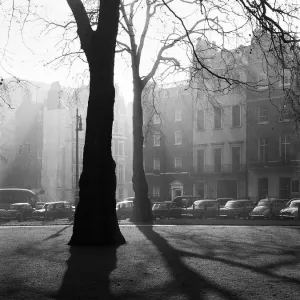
258 73 268 90
153 114 161 124
279 69 291 87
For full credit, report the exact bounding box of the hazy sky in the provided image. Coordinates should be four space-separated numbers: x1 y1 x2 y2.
0 0 196 103
1 0 296 104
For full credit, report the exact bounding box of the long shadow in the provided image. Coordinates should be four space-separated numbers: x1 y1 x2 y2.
55 246 118 300
137 225 244 300
163 229 300 285
43 225 71 241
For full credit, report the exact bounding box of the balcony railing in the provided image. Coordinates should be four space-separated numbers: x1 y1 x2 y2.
193 164 246 174
248 159 300 168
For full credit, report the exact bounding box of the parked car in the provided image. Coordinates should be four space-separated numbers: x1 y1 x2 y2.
216 198 233 207
0 208 7 220
32 201 72 221
152 202 182 219
68 205 76 221
116 200 134 220
220 200 255 219
249 198 288 220
35 202 45 210
2 203 34 221
172 196 199 208
279 199 300 219
185 199 218 219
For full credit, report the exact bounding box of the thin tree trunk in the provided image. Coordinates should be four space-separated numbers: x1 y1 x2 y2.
68 0 125 246
131 78 153 222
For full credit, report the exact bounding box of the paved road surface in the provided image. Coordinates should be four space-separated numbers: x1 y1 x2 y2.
0 225 300 299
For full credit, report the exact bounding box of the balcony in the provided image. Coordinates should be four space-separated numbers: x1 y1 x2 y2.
248 159 300 169
193 164 246 174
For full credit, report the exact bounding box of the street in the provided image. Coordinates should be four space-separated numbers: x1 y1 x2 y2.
0 225 300 299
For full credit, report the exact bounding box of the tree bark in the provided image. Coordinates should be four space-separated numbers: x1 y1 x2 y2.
68 0 125 246
131 77 153 222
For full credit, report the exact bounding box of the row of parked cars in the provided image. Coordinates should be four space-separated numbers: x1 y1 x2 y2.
116 196 300 221
0 201 75 222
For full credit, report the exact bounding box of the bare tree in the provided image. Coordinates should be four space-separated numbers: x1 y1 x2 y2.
162 0 300 122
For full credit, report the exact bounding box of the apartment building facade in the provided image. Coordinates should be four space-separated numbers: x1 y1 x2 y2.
191 39 248 199
245 33 300 201
192 89 247 199
9 93 44 190
112 89 133 201
143 82 194 201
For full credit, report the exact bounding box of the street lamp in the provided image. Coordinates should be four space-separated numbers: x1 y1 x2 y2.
75 108 83 206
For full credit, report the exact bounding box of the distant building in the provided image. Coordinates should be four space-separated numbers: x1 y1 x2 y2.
246 33 300 201
112 87 133 201
143 82 194 201
9 92 44 190
191 39 248 199
41 82 73 202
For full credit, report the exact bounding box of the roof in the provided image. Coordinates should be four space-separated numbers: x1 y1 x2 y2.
43 201 69 205
9 203 30 206
194 199 215 203
291 199 300 203
0 188 36 194
227 199 251 202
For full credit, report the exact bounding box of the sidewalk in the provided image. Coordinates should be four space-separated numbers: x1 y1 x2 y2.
0 225 300 299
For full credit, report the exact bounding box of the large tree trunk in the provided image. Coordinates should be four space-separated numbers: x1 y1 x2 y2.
68 0 125 246
131 78 153 222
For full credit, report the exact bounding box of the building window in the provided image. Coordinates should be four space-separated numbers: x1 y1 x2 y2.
175 108 182 122
279 177 291 199
292 180 299 193
118 141 125 156
258 105 268 123
280 69 291 87
113 120 118 134
232 105 241 127
279 135 291 162
258 73 268 89
214 107 222 129
197 149 204 173
153 133 160 147
174 157 182 170
213 148 222 172
153 158 160 171
196 182 205 199
153 186 160 198
279 104 292 122
117 163 125 183
153 114 161 124
258 178 268 199
196 110 205 131
259 138 268 164
232 146 241 172
118 120 124 135
174 131 182 145
118 187 124 201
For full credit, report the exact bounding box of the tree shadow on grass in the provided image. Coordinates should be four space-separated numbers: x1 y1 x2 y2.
43 226 72 241
55 246 118 300
137 225 244 300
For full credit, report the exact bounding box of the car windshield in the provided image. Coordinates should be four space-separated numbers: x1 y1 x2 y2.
290 201 300 208
154 204 168 209
257 200 270 206
9 204 22 210
225 201 242 208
